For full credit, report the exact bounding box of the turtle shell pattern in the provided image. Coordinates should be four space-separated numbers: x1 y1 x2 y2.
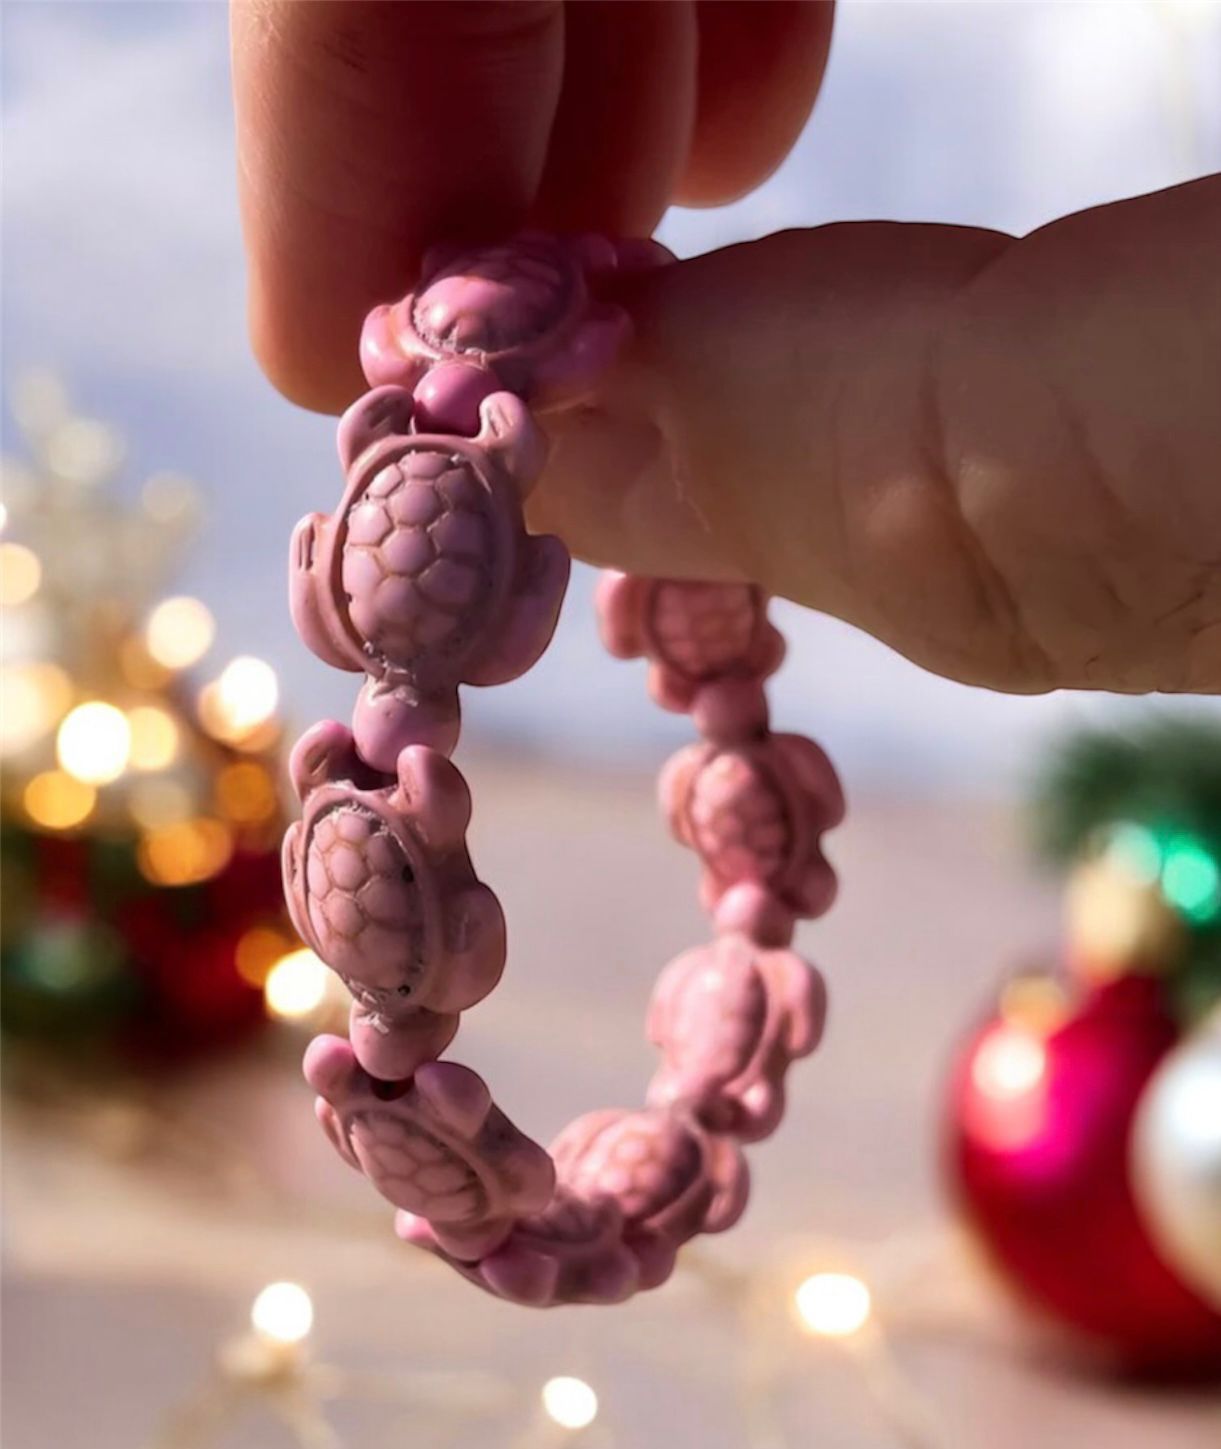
556 1110 707 1231
349 1109 489 1224
301 799 428 1013
687 750 793 887
339 449 506 682
647 582 762 680
661 941 769 1090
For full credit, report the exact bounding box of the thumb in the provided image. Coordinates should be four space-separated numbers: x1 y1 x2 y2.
531 178 1221 695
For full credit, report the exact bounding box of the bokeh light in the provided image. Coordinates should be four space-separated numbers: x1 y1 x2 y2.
263 949 328 1020
794 1273 872 1338
0 662 72 755
541 1376 599 1431
964 1021 1052 1151
971 1023 1047 1101
23 770 96 830
137 818 233 886
0 542 43 606
216 761 278 824
199 657 278 743
145 595 215 670
235 927 293 987
1161 836 1221 922
126 704 180 771
250 1282 313 1345
56 701 131 784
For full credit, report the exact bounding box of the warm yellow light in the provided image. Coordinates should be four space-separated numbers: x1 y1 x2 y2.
0 542 42 606
541 1376 599 1431
145 596 215 670
264 949 329 1020
201 656 279 741
795 1272 872 1338
972 1024 1047 1102
137 818 233 886
126 704 180 771
216 761 278 824
235 927 292 987
24 771 96 830
250 1282 313 1345
0 662 72 755
128 778 194 830
57 701 131 784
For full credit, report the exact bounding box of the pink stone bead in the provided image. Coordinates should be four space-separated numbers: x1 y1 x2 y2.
551 1107 749 1253
282 722 505 1076
646 936 827 1142
397 1188 644 1307
411 362 498 436
305 1035 554 1241
690 677 769 745
359 233 665 409
289 386 568 770
661 733 844 919
595 572 785 716
712 881 797 947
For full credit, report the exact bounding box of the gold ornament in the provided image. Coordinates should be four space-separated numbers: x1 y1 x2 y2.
1064 858 1184 983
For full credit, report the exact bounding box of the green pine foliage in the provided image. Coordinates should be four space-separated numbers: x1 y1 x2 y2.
1030 716 1221 1021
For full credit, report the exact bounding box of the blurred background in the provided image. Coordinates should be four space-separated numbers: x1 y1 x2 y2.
3 2 1221 1447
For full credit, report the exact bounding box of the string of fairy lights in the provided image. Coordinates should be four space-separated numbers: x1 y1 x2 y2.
151 1249 950 1449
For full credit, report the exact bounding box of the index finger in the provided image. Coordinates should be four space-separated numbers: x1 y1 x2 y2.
232 0 565 411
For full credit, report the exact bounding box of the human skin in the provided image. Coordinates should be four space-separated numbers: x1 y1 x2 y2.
231 0 1221 695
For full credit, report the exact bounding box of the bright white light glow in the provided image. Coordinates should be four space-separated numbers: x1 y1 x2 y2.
795 1272 872 1337
213 656 278 734
250 1282 313 1345
541 1376 599 1430
264 950 328 1021
972 1025 1047 1101
126 704 179 770
57 701 131 784
0 542 42 606
145 595 215 670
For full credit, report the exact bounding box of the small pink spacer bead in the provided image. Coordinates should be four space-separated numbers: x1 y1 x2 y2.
690 678 769 745
412 362 499 436
713 882 797 947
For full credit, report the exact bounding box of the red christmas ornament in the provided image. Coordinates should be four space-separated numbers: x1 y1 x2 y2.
945 973 1221 1373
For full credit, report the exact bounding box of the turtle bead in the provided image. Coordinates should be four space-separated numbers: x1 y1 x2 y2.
360 233 671 409
646 936 827 1142
306 1035 554 1255
282 722 505 1078
396 1188 644 1308
551 1107 750 1267
596 572 786 717
660 733 845 920
289 387 567 769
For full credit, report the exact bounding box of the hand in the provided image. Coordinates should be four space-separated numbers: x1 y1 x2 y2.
233 1 1221 694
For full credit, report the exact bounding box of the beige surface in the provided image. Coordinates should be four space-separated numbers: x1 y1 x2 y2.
4 759 1220 1448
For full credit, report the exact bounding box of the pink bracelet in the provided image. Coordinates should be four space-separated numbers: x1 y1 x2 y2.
282 235 844 1306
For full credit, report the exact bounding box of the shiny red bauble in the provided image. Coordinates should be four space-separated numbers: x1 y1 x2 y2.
945 973 1221 1373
